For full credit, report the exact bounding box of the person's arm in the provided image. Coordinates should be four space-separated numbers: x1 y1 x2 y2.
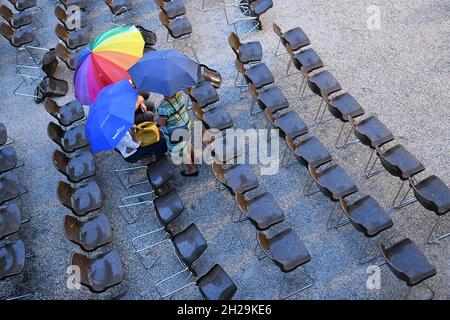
129 126 140 143
136 95 147 113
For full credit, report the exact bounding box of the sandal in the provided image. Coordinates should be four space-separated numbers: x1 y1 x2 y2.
181 169 199 177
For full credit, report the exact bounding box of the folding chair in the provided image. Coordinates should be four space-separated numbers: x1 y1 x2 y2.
0 146 24 175
0 204 27 240
34 75 68 104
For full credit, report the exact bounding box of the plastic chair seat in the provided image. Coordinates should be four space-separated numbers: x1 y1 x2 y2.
258 86 289 113
0 172 20 205
344 195 393 237
188 82 219 108
224 164 259 194
53 150 96 183
238 41 262 64
245 191 285 230
282 27 310 51
294 136 332 168
0 146 17 174
353 116 394 148
71 249 124 293
308 70 342 98
160 0 186 19
379 144 425 180
167 16 192 38
155 189 184 226
173 224 207 270
0 204 21 240
246 63 274 88
294 48 324 74
0 240 25 280
314 164 358 201
258 228 310 273
327 92 365 122
202 105 234 130
8 0 36 12
380 238 436 286
250 0 273 16
412 175 450 215
197 264 237 300
64 213 113 251
274 111 308 139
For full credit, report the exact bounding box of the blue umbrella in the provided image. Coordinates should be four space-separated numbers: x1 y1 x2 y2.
128 49 198 97
86 79 137 153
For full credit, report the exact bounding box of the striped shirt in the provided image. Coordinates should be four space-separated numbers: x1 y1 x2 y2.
157 92 190 135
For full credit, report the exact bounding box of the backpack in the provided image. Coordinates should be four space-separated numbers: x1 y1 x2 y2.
135 122 160 147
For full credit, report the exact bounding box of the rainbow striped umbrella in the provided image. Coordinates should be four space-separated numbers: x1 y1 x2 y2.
74 25 144 106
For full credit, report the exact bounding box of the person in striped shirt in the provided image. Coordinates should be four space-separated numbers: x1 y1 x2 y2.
156 91 198 176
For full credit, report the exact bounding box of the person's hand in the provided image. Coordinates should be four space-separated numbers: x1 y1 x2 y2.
137 95 147 113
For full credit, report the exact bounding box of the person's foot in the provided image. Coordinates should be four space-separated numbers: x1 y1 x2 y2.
181 169 199 177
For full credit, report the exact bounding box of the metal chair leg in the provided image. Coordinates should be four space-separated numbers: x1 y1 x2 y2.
391 181 417 212
119 191 155 224
279 267 314 300
114 165 148 189
326 202 350 229
303 174 320 197
427 215 450 245
335 122 359 149
364 149 385 179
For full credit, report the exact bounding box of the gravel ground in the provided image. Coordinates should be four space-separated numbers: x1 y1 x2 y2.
0 0 449 300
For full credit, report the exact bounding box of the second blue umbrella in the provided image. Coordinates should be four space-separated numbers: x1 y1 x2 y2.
86 79 137 153
128 49 198 97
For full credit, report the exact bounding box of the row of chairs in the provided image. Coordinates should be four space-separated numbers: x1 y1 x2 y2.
0 123 32 300
157 0 199 62
273 22 450 245
229 30 439 296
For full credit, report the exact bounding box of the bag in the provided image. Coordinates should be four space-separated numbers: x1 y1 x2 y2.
135 121 160 147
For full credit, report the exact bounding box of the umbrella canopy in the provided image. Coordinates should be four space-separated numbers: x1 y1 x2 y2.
128 49 198 97
75 25 144 105
86 79 138 153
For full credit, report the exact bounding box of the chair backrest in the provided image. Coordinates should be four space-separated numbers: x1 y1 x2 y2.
0 240 25 280
44 97 59 118
71 249 124 292
47 121 65 148
0 172 20 205
234 59 246 75
159 10 171 29
55 42 71 63
52 149 70 177
0 22 14 44
0 203 21 240
0 146 18 174
228 32 241 53
173 223 207 271
192 101 205 120
136 25 157 46
154 0 165 9
54 5 68 23
64 213 112 251
0 5 13 23
198 64 222 88
55 23 68 41
272 22 283 38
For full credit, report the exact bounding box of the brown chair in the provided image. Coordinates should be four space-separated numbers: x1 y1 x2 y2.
379 238 436 287
154 0 186 19
0 146 19 174
44 98 85 127
377 144 425 210
0 240 26 280
0 22 34 47
309 163 358 229
197 64 222 88
248 82 288 116
159 11 198 62
228 31 262 64
212 162 259 195
0 5 32 29
52 149 96 183
54 5 88 31
136 25 157 49
57 180 102 217
162 264 237 300
55 43 82 70
289 136 333 170
408 175 450 244
8 0 36 12
235 59 274 91
147 155 175 194
273 23 310 56
71 249 124 293
64 213 113 251
192 101 234 131
185 82 219 109
257 228 313 299
55 23 89 50
235 188 285 230
0 204 22 240
349 115 395 178
47 122 89 153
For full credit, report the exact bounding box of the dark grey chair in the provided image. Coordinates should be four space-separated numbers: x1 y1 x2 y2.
57 180 102 217
64 213 113 251
228 31 262 64
235 59 274 91
273 23 310 56
0 204 22 240
379 238 436 289
47 122 89 153
71 249 124 293
8 0 36 12
248 82 289 116
34 76 69 104
44 98 85 127
0 172 23 205
54 5 88 31
192 102 234 131
55 43 83 71
0 240 26 280
185 82 219 109
235 188 285 230
52 149 96 183
55 23 89 50
212 163 259 195
0 146 20 174
155 0 186 19
257 228 313 299
162 264 237 300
